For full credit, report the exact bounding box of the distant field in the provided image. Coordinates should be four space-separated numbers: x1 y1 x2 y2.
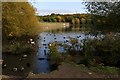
39 22 69 31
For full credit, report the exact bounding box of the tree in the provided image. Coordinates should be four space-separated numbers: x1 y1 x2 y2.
43 16 48 22
84 2 120 31
62 17 65 22
87 19 92 24
56 16 62 22
84 2 115 16
106 3 120 31
51 16 57 22
81 18 86 24
65 16 73 23
71 19 75 24
75 18 80 24
2 2 39 38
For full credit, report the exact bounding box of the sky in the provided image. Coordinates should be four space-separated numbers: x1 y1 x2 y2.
29 2 87 16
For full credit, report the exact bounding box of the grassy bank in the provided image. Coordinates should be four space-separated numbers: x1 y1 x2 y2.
39 22 69 31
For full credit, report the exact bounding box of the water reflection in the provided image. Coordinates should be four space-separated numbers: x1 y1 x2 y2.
2 27 104 76
33 30 100 74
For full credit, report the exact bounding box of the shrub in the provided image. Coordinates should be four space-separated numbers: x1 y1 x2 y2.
83 35 120 67
8 42 35 54
49 42 63 65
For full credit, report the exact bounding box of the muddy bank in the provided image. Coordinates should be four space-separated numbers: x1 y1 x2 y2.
27 62 120 78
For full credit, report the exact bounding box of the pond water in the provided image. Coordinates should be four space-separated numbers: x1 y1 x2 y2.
2 30 104 77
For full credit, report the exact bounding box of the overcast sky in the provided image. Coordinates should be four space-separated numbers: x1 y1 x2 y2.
29 2 87 16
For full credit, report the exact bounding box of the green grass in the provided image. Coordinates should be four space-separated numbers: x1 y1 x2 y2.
39 22 69 31
89 65 120 74
68 62 120 74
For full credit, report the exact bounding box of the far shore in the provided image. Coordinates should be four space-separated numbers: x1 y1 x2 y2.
39 22 69 31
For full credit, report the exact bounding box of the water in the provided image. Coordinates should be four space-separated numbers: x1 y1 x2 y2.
2 30 104 76
33 31 100 73
2 53 34 77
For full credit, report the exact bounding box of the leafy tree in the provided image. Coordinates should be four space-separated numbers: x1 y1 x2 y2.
106 3 120 31
43 16 48 22
56 16 62 22
61 17 65 22
71 19 75 24
65 16 73 23
84 2 120 31
84 2 115 16
49 42 62 65
52 17 57 22
2 2 39 38
87 19 92 24
81 18 86 24
37 16 43 22
48 17 52 22
75 18 80 24
51 13 56 16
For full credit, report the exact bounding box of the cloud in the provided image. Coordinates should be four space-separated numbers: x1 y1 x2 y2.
36 9 74 15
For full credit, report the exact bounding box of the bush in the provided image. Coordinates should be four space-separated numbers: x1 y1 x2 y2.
83 35 120 67
8 42 35 54
89 65 120 74
63 34 120 68
49 42 63 65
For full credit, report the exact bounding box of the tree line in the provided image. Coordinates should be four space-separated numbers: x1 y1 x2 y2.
37 2 120 32
37 13 92 25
